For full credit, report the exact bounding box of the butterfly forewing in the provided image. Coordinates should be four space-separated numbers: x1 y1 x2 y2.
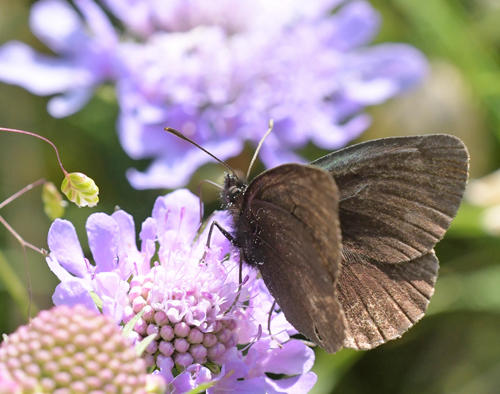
311 134 469 264
234 164 346 353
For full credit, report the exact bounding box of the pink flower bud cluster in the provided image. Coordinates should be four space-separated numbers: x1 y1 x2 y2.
0 305 165 394
124 265 240 370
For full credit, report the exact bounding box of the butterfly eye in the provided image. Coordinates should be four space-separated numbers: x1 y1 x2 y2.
222 185 242 205
229 186 240 198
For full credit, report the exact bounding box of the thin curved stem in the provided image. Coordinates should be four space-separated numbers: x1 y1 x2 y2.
0 215 43 254
0 127 68 176
0 178 46 210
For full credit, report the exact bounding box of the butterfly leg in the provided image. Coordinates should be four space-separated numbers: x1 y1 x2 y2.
267 299 283 349
224 254 245 315
201 221 234 265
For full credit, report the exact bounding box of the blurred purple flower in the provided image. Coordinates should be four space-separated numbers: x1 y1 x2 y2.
45 189 317 393
0 0 118 117
0 0 427 189
113 0 427 188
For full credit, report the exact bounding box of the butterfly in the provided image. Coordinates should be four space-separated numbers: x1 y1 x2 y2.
220 134 469 353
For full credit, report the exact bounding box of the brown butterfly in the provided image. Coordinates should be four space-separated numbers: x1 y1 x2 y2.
221 134 469 353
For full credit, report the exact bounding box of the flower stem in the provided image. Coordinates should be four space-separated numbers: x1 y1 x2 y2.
0 178 47 210
0 127 69 177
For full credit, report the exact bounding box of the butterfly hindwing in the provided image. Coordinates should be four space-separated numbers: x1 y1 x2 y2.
338 250 439 350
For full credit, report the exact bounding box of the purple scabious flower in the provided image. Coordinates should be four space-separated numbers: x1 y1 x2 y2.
0 0 427 189
113 0 428 189
0 0 118 117
45 189 317 393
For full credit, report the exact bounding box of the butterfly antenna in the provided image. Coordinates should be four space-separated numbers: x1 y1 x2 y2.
164 127 239 179
246 120 274 182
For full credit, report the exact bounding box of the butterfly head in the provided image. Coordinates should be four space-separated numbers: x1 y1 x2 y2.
222 173 246 209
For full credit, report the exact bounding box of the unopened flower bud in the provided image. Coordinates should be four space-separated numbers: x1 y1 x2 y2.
202 333 217 348
160 326 174 341
159 341 174 357
207 343 226 359
174 352 194 367
189 344 207 360
143 305 155 322
174 322 190 338
216 328 232 344
187 328 203 344
42 182 66 220
174 338 190 353
141 281 153 299
61 172 99 208
154 311 168 326
134 318 148 336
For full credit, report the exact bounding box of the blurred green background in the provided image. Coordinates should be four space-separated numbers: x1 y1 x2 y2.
1 0 500 393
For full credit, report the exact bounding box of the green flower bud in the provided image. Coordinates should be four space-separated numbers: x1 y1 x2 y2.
41 182 67 220
61 172 99 208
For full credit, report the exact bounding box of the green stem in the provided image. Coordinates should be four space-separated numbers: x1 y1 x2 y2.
0 249 39 321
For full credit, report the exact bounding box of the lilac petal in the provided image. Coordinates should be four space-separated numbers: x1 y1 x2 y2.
29 0 86 54
155 355 175 382
47 219 88 278
52 280 98 313
194 365 214 385
259 143 306 169
208 375 266 394
45 256 91 289
102 295 124 323
310 113 371 149
126 137 243 189
259 340 315 375
92 271 128 301
0 41 91 95
152 189 201 247
266 372 318 394
139 217 156 249
101 0 153 38
171 372 196 393
86 213 119 273
329 0 380 51
206 360 258 394
116 113 169 159
47 87 94 117
74 0 117 46
111 210 145 277
111 210 139 254
345 43 428 105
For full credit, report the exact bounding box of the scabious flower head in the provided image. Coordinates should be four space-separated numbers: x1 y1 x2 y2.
113 0 428 189
45 189 317 393
0 304 165 394
0 0 427 189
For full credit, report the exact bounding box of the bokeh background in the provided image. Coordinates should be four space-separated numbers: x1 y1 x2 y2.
1 0 500 393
